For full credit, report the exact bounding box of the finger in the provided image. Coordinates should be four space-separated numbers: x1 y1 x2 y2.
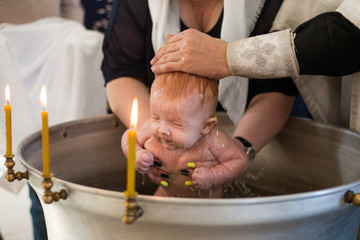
151 62 184 75
156 51 184 65
146 170 162 184
186 161 217 169
147 166 169 184
151 38 183 65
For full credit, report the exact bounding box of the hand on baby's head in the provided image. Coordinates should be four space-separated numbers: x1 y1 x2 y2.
136 149 154 174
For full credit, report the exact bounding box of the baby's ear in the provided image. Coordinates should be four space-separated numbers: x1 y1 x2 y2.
201 116 217 135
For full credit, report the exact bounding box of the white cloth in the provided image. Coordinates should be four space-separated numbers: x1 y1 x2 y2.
0 0 84 25
148 0 265 124
271 0 359 127
0 17 107 194
337 0 360 29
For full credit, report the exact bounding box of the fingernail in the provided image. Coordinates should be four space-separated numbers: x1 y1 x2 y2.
214 115 218 123
160 181 168 187
154 161 162 167
151 66 156 72
150 59 154 65
160 173 169 179
185 181 194 186
180 169 190 176
186 162 195 168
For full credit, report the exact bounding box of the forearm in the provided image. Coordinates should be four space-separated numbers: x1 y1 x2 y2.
106 77 151 128
121 127 150 158
232 92 294 151
210 156 247 188
227 6 360 79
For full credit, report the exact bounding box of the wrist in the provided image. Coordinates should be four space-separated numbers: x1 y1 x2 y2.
234 136 256 161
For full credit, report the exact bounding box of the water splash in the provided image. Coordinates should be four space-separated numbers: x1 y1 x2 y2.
142 174 146 185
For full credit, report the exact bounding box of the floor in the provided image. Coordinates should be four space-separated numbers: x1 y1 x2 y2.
0 170 34 240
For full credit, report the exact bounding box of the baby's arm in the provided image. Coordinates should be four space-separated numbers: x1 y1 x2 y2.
192 129 249 190
121 119 154 174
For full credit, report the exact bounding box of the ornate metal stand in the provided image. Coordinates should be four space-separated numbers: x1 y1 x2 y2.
122 191 143 224
3 154 28 182
42 175 67 204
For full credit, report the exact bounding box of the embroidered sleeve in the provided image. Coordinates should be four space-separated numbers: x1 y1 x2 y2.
226 29 299 80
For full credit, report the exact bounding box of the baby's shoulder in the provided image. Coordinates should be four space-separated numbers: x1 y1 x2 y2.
208 127 232 145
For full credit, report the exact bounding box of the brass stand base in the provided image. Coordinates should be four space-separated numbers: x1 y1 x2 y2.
122 193 143 224
4 154 29 182
42 176 68 204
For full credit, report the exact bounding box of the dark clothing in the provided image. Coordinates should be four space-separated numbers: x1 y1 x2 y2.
101 0 298 108
82 0 114 33
29 184 48 240
294 11 360 76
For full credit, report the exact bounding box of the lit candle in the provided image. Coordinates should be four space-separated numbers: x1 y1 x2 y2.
40 85 50 178
4 84 12 156
126 98 138 198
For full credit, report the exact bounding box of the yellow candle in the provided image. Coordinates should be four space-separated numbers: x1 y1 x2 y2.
126 98 138 198
4 84 12 156
40 85 50 178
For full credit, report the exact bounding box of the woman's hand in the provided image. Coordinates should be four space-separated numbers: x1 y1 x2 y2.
151 29 231 80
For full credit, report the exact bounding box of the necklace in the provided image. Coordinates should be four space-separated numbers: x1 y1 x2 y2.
189 0 221 32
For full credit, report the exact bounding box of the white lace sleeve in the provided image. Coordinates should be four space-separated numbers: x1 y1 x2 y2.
226 29 299 80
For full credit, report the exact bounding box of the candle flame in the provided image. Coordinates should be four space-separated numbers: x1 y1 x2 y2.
40 85 47 109
130 98 138 129
5 84 10 104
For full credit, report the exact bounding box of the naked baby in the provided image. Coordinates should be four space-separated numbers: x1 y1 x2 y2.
122 72 249 198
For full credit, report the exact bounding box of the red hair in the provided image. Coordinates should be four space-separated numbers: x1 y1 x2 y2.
151 72 218 114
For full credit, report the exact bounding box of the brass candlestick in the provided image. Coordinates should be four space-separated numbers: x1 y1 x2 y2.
3 154 28 182
344 190 360 206
42 174 67 204
122 193 143 224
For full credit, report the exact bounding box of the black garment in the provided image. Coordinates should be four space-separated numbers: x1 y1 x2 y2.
295 12 360 76
101 0 298 107
82 0 114 33
29 184 48 240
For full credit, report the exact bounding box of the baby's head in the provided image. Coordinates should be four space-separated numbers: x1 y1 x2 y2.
150 72 218 150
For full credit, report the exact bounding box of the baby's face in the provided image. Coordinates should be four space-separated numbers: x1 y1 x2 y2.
150 90 211 150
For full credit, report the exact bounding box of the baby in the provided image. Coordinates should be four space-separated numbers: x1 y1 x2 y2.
122 72 248 198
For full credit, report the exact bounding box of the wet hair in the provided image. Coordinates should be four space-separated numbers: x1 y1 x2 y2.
151 72 218 114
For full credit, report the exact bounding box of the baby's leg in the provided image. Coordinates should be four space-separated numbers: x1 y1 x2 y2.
154 187 168 197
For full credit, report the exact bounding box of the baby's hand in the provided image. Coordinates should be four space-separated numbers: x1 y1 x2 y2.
136 149 154 174
191 167 215 191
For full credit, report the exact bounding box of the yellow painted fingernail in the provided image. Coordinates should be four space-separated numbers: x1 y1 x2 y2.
214 115 218 123
185 181 194 186
160 181 168 187
186 162 195 168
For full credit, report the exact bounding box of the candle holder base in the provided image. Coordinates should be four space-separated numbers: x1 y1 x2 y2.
42 175 68 204
4 154 29 182
122 192 143 224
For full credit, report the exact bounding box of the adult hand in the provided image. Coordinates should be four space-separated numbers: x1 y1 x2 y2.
146 165 169 186
150 29 231 80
